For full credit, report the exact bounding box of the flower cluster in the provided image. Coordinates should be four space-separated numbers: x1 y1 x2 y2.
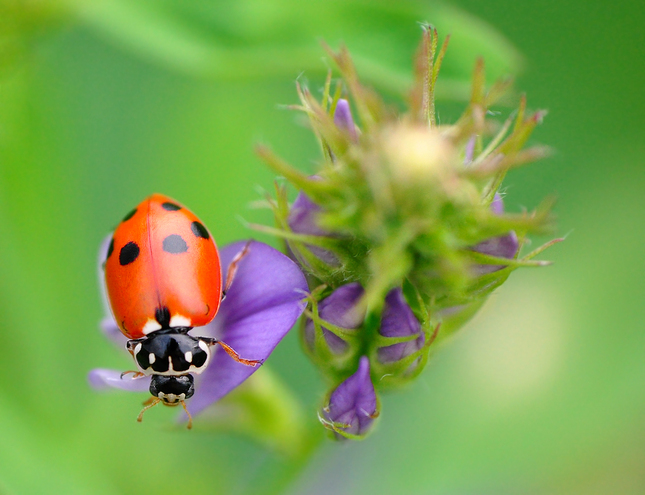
258 28 561 439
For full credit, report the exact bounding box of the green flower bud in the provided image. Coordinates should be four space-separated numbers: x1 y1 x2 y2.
258 26 562 438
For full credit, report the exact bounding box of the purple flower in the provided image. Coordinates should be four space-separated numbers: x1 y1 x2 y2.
287 190 339 266
464 135 476 165
89 239 308 419
286 100 358 267
489 193 505 215
304 283 365 354
320 356 378 439
377 288 425 364
471 193 519 275
333 99 358 142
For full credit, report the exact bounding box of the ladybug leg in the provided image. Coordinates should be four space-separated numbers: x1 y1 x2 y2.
137 397 162 423
120 370 146 379
141 396 158 406
201 338 262 367
180 400 193 430
221 240 252 300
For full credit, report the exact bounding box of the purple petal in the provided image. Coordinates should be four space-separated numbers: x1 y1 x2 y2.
186 240 307 416
288 191 329 237
377 288 425 363
287 191 339 266
88 368 150 392
334 99 358 142
322 356 377 437
100 317 128 347
464 135 476 165
97 234 114 319
97 234 128 348
304 283 365 354
490 192 505 215
471 231 519 275
471 193 519 274
93 236 139 391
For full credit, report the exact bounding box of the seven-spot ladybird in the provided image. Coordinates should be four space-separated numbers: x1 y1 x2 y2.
103 193 259 427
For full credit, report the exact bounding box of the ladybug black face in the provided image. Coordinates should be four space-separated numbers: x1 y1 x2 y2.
149 374 194 405
126 330 211 376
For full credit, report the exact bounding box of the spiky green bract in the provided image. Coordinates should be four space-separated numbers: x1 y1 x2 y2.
258 28 561 436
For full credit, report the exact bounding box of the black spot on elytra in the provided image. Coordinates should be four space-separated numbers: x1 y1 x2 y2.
155 306 171 328
163 235 188 254
191 221 210 240
119 242 140 266
161 202 181 211
105 237 114 262
122 208 137 222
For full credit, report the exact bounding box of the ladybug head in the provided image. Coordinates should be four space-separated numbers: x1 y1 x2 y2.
149 374 195 405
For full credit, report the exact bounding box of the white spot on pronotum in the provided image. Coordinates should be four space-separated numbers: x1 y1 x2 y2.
149 353 156 364
142 319 162 335
134 343 142 355
191 340 212 375
169 315 191 328
185 351 192 363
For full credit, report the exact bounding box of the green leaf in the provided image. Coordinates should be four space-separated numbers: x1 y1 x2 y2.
66 0 522 95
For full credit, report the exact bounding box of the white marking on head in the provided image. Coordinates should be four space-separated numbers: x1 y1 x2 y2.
149 353 156 364
142 319 162 335
169 315 191 328
185 351 193 363
159 392 185 404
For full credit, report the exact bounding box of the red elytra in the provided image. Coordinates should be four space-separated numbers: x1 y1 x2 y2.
104 193 222 340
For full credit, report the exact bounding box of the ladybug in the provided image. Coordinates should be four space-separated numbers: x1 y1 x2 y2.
103 193 259 427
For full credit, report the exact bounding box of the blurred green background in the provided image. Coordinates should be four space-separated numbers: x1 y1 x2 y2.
1 0 644 493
